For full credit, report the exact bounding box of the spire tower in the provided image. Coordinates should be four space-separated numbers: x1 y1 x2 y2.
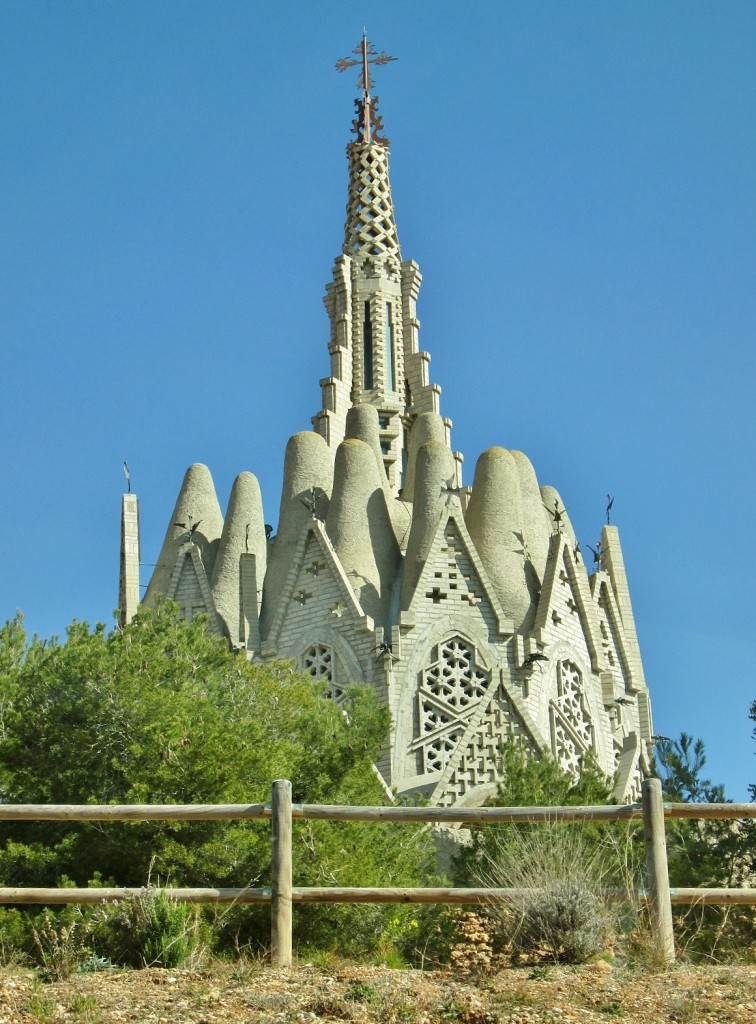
141 47 654 808
313 36 455 494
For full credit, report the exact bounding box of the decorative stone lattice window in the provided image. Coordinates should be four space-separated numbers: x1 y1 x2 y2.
438 685 528 806
549 659 594 778
412 636 490 776
301 643 344 702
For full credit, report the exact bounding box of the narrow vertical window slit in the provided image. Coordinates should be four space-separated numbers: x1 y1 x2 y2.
385 302 395 392
363 301 373 390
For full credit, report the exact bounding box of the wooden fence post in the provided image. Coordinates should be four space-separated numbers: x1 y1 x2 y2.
271 779 293 967
642 777 675 963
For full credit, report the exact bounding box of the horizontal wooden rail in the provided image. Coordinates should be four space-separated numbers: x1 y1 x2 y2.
290 886 633 904
670 888 756 906
0 803 270 821
294 802 643 823
0 887 272 904
0 885 634 906
7 883 755 908
2 800 752 825
664 803 756 820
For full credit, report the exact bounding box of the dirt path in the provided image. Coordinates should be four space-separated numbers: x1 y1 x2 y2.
1 961 754 1023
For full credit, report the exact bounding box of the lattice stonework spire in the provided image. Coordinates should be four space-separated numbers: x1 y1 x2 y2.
313 36 449 493
340 35 400 260
344 141 400 260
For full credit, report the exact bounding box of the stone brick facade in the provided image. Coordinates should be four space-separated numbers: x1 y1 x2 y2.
137 75 654 806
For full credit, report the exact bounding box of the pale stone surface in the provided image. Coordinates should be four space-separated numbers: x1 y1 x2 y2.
511 449 552 584
540 484 578 549
140 92 655 807
211 472 266 647
325 438 400 628
261 431 334 636
143 463 223 606
401 440 457 610
402 410 449 501
118 493 140 627
344 403 407 546
465 447 534 629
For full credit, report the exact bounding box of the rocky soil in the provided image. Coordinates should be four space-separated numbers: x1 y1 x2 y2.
1 960 755 1024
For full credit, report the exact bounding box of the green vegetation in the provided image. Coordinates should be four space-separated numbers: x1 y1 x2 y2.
654 732 755 959
0 603 436 964
0 604 753 969
453 742 625 964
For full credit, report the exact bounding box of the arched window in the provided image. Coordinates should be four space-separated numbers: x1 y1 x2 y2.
301 643 344 702
549 659 594 777
412 636 489 774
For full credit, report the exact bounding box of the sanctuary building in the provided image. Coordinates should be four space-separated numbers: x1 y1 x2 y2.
126 39 654 807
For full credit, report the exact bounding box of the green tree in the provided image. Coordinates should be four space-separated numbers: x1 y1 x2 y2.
0 604 434 957
453 741 617 885
655 733 723 803
654 732 755 958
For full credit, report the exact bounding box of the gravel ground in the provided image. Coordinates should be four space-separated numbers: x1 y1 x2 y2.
1 961 755 1024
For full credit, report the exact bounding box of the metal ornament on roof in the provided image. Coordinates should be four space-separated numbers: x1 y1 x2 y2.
336 34 396 146
338 35 400 259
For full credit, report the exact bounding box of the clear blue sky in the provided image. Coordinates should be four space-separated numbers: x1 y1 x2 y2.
1 2 754 800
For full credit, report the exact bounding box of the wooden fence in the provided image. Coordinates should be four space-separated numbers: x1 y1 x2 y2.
1 778 754 967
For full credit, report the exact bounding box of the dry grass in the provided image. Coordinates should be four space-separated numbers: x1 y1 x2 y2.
0 959 754 1024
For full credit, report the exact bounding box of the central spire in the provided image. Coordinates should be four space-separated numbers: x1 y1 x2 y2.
313 38 455 495
337 35 400 262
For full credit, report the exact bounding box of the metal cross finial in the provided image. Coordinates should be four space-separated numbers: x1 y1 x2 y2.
336 33 396 144
336 33 396 94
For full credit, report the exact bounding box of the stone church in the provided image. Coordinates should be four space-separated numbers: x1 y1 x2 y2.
123 39 654 807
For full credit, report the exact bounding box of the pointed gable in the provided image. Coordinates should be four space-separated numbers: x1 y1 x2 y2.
531 533 605 672
415 654 549 807
265 520 372 655
402 509 512 637
600 525 647 692
165 542 222 634
592 575 636 694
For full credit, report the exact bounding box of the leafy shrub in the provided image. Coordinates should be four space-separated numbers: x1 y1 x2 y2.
479 824 616 963
0 605 437 961
91 888 199 968
514 877 610 963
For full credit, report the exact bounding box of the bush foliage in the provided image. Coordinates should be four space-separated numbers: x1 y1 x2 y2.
0 604 436 960
654 733 756 959
453 742 625 964
1 605 753 966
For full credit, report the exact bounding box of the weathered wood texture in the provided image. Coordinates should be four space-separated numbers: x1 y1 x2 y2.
4 885 753 907
294 803 643 823
0 804 269 821
3 800 751 824
643 778 676 964
290 887 633 904
670 889 756 906
0 888 271 904
664 803 756 820
271 780 293 968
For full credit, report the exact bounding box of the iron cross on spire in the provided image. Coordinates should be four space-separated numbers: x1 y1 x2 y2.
336 33 397 144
